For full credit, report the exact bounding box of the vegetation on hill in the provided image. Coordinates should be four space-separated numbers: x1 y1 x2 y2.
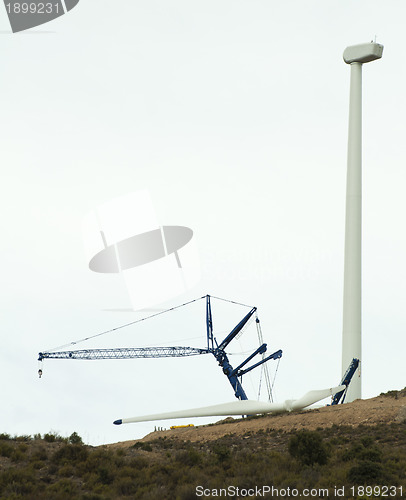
1 390 405 499
0 420 405 499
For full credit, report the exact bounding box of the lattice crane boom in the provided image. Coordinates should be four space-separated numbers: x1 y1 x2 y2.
38 346 210 361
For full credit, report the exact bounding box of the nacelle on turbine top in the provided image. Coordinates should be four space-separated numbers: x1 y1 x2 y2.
343 42 383 64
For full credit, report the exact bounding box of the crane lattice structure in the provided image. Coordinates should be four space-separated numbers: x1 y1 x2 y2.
38 295 282 401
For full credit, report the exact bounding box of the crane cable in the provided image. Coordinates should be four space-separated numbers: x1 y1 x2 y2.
44 296 207 352
256 313 274 402
270 357 281 402
209 295 255 309
44 294 254 353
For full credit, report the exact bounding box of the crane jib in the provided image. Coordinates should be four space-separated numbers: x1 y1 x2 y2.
38 346 210 361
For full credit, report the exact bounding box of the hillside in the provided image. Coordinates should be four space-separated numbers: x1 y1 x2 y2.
111 390 406 447
0 390 405 499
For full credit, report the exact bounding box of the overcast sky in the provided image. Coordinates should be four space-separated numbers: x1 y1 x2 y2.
1 1 405 446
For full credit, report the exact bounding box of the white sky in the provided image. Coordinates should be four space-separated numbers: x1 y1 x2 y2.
1 1 405 446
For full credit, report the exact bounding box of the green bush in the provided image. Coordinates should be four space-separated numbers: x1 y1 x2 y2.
98 466 114 485
44 432 67 443
52 444 89 465
360 436 374 448
128 456 148 470
69 431 83 445
0 468 36 496
132 441 153 452
43 432 57 443
114 476 138 496
212 444 231 463
10 449 26 462
31 446 48 462
288 430 329 466
175 447 203 466
48 477 79 496
15 434 32 442
342 439 383 463
348 460 385 484
0 442 13 458
58 464 75 477
359 447 382 463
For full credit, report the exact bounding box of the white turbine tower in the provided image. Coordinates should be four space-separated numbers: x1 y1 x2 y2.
342 42 383 402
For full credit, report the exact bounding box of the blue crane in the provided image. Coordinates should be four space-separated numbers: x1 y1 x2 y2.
331 358 360 405
38 295 282 401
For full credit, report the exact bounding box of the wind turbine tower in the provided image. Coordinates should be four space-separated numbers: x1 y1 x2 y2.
342 42 383 402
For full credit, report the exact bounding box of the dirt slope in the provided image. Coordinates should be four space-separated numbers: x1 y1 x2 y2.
108 392 406 448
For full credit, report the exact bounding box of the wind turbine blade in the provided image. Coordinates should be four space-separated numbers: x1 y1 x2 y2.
289 385 346 411
113 384 346 425
114 400 284 425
